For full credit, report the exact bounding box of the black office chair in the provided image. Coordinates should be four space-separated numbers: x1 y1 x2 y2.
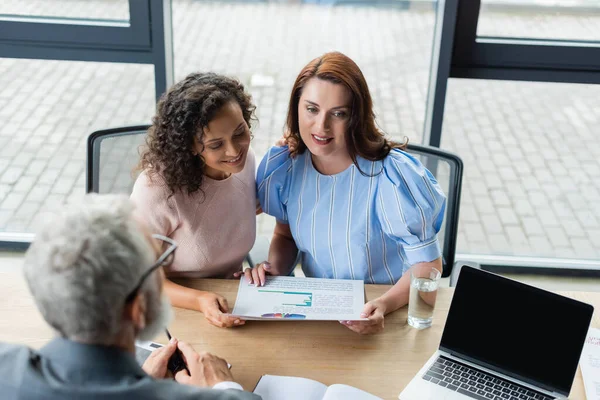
86 125 150 194
405 143 464 283
86 125 269 266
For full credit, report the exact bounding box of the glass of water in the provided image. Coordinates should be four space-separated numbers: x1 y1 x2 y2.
407 265 441 329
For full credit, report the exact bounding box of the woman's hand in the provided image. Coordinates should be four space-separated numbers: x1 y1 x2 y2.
196 292 244 328
233 262 274 287
274 137 287 147
340 298 387 335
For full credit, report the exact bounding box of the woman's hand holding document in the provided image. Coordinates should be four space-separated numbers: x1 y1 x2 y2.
229 276 367 321
339 298 386 334
581 328 600 400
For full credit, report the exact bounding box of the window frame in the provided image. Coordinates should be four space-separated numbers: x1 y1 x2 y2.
451 1 600 84
0 1 151 48
0 0 173 250
423 0 600 272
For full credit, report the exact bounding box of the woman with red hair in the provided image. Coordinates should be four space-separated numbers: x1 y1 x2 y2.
248 52 446 334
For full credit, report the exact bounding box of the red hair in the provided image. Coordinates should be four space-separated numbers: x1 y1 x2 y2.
285 52 405 168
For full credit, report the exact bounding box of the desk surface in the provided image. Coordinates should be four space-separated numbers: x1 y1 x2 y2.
0 273 597 400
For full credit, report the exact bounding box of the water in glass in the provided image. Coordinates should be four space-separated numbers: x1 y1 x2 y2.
408 275 439 329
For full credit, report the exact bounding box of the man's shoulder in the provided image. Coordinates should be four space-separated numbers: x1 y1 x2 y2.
0 342 29 355
0 343 36 399
0 342 33 369
0 343 260 400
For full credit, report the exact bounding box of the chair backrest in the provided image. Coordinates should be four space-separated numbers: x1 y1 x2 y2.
405 143 463 278
86 125 150 194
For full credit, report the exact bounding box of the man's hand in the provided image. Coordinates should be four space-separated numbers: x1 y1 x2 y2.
197 292 244 328
233 262 275 287
174 341 234 387
142 338 178 379
340 299 387 335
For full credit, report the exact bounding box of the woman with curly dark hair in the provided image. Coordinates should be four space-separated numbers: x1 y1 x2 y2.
246 52 447 335
131 72 257 328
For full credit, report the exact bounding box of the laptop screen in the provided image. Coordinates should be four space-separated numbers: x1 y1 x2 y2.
440 267 593 395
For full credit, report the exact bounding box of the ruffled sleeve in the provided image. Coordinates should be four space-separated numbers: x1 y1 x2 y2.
256 145 292 223
376 149 447 265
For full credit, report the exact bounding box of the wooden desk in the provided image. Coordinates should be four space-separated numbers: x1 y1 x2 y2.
0 273 597 399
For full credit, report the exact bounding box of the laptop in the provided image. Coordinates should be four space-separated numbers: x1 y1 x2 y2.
399 266 594 400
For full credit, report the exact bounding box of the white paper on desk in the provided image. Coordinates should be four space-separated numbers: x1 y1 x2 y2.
581 328 600 400
230 276 366 321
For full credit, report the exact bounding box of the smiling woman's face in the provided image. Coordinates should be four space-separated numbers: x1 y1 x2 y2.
298 77 352 162
195 100 251 180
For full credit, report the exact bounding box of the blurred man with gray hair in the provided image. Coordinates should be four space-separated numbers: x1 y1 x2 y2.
0 194 260 400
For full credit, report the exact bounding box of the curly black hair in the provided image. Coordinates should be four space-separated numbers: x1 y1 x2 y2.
137 72 256 197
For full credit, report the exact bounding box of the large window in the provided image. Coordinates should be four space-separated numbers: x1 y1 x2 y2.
444 0 600 269
2 0 599 272
0 0 171 246
442 79 600 261
0 59 154 236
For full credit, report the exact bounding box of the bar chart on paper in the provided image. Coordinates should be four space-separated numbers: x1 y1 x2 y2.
231 276 366 321
257 290 313 307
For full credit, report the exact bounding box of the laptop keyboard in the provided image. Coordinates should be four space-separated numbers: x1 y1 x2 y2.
422 356 555 400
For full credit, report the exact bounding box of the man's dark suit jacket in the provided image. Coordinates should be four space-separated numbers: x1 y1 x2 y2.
0 338 261 400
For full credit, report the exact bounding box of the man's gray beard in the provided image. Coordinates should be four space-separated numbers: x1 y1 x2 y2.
137 294 173 342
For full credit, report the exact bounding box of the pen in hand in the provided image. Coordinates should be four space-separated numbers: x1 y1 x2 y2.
165 329 232 370
165 329 189 375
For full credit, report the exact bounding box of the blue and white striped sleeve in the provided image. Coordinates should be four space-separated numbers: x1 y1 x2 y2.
256 145 292 224
376 149 447 265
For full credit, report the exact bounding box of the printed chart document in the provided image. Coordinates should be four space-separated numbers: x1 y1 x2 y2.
254 375 382 400
231 276 365 320
581 327 600 400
